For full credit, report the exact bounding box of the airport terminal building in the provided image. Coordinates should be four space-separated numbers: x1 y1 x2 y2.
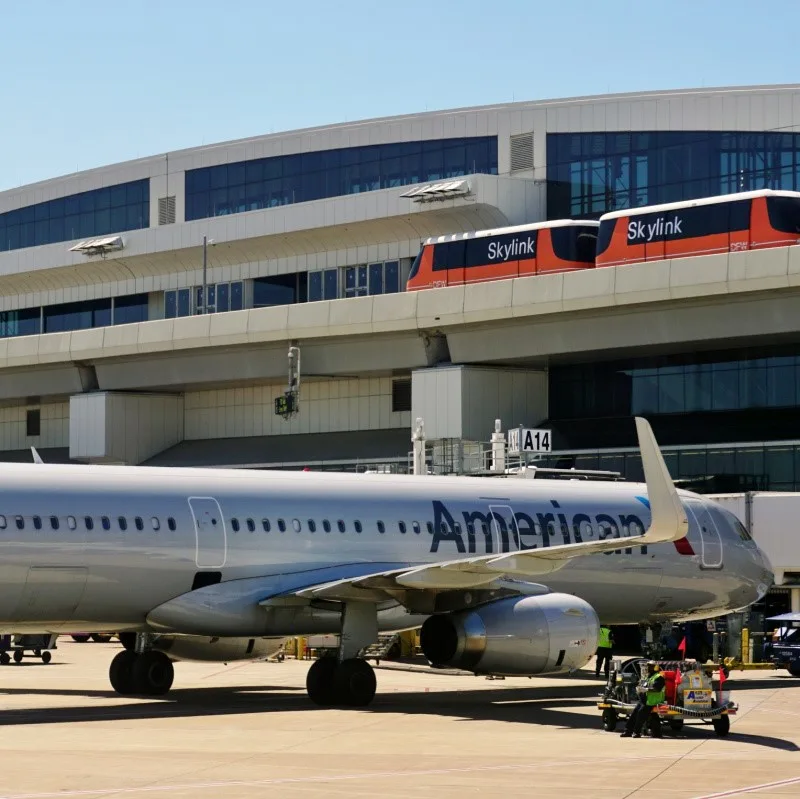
2 83 800 504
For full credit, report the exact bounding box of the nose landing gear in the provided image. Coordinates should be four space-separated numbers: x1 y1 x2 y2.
109 636 174 696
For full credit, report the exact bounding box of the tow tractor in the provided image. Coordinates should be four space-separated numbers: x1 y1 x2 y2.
762 613 800 676
597 657 736 736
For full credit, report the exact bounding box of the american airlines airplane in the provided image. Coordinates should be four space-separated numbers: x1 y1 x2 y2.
0 418 772 707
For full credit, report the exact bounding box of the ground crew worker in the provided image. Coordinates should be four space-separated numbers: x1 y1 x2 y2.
620 661 665 738
595 625 614 678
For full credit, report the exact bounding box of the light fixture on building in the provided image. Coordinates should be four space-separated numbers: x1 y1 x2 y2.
69 236 124 257
399 179 472 203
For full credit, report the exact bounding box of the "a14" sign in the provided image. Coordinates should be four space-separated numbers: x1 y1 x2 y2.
507 427 552 454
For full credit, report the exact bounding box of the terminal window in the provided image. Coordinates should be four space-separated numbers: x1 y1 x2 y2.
0 179 149 253
184 138 498 221
546 131 800 219
308 260 405 302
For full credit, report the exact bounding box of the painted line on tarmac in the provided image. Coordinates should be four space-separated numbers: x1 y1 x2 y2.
0 755 670 798
692 775 800 799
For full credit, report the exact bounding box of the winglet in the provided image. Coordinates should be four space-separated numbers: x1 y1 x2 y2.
30 447 43 464
635 417 689 544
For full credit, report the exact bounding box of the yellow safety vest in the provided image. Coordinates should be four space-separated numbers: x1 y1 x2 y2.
645 673 666 706
598 627 612 648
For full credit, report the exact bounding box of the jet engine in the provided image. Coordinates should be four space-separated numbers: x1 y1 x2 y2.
420 593 599 675
151 635 287 663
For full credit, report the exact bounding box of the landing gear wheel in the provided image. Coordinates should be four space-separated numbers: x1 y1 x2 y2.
712 714 730 737
0 651 9 665
71 634 91 643
668 719 684 732
13 649 23 664
334 658 377 707
41 651 52 664
602 708 618 732
109 650 138 694
306 657 338 706
131 651 174 696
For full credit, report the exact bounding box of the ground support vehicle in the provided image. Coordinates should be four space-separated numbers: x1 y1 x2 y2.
0 634 57 664
762 612 800 676
597 657 736 736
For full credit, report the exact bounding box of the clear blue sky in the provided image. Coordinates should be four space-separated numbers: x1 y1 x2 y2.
1 0 797 191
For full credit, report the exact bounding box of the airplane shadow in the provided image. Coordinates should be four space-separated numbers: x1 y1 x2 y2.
0 680 796 751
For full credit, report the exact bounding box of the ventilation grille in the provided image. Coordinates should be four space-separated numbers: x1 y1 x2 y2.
391 378 412 413
510 133 534 173
158 196 176 225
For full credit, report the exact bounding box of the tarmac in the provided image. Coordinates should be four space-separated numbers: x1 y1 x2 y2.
0 640 798 799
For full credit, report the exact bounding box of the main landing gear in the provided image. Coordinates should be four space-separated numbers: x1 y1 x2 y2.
109 635 174 696
306 600 379 707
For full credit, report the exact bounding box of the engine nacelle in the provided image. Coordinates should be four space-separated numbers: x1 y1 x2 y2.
420 593 599 675
152 635 287 663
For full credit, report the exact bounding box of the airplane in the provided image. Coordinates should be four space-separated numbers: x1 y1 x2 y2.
0 418 772 707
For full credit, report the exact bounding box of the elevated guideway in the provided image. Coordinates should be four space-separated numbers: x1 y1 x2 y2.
0 245 798 398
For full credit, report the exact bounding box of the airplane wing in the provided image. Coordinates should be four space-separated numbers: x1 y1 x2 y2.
265 417 689 604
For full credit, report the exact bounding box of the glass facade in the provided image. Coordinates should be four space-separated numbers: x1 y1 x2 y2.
533 443 800 493
253 274 307 307
308 260 405 302
185 138 498 221
546 131 800 219
0 180 149 252
551 348 800 420
166 281 244 318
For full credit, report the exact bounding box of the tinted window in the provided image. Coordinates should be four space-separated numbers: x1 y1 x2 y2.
134 516 144 531
337 520 346 533
167 517 176 531
323 519 331 532
101 516 110 531
596 219 616 255
767 197 800 233
49 516 59 530
231 518 240 532
262 518 271 532
308 519 316 532
277 519 286 532
625 200 750 245
33 516 42 530
464 230 538 268
15 516 24 530
427 521 434 534
412 521 421 535
550 225 598 263
85 516 94 530
408 249 424 280
118 517 127 531
432 240 466 272
399 521 407 534
246 518 255 532
354 520 362 533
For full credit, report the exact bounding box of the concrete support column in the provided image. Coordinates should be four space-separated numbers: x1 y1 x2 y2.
791 588 800 614
70 391 184 464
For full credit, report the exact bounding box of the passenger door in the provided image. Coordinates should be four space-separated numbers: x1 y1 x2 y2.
488 504 518 554
188 497 227 569
686 501 723 570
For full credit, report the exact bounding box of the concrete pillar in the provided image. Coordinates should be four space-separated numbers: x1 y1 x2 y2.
70 391 184 464
791 588 800 614
411 418 426 475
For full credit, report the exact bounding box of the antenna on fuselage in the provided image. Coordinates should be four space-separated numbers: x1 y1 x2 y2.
30 447 43 464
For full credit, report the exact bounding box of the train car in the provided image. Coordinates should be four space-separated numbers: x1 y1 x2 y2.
596 189 800 268
406 219 599 291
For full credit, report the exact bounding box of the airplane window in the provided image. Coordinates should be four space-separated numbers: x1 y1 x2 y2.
467 523 475 537
0 515 6 529
308 519 316 533
277 519 286 532
246 518 255 532
454 523 462 535
261 518 270 532
337 520 346 533
15 516 24 530
399 521 407 534
85 516 94 531
151 517 160 531
377 521 385 534
412 521 421 535
49 516 59 530
33 516 42 530
322 519 331 533
67 516 76 530
427 522 433 535
481 523 489 537
101 517 110 531
118 517 127 532
231 518 240 532
167 517 176 531
354 520 362 533
134 517 144 531
292 519 301 533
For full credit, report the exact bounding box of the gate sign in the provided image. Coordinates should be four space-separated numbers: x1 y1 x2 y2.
507 428 552 454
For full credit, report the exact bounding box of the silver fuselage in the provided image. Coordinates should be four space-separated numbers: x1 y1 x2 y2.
0 464 773 634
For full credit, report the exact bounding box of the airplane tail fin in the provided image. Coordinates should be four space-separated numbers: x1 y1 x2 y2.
635 416 689 545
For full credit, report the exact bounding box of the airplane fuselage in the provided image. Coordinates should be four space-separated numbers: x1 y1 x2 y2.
0 464 772 634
